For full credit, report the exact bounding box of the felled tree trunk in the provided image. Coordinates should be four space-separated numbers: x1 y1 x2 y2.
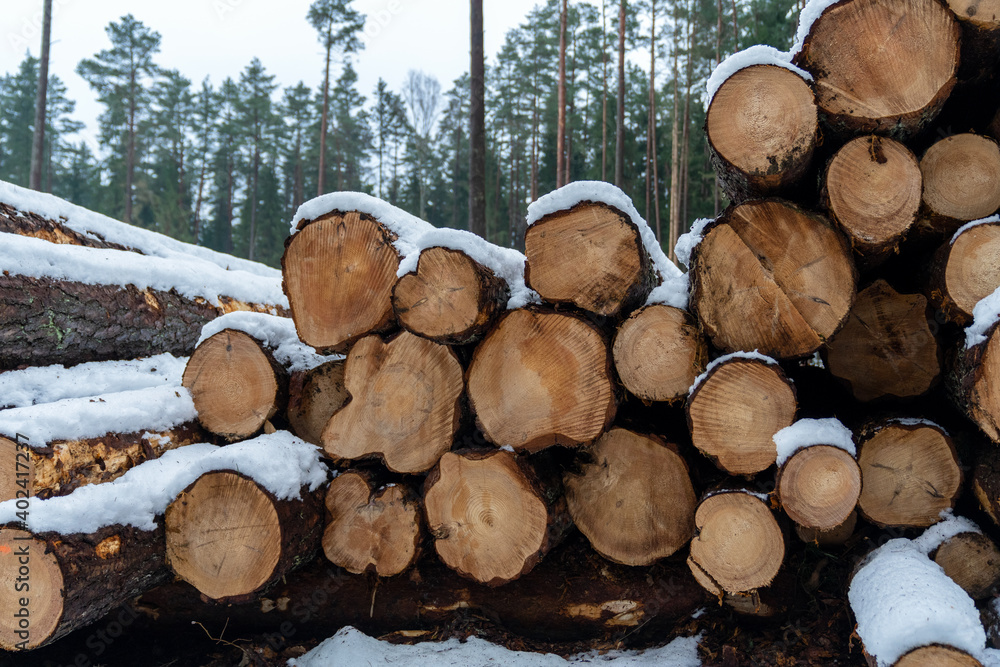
929 219 1000 325
931 530 1000 599
688 200 856 359
919 133 1000 235
952 320 1000 442
0 201 131 250
776 445 861 532
164 471 323 604
0 523 170 651
287 359 349 446
392 246 509 345
706 64 817 204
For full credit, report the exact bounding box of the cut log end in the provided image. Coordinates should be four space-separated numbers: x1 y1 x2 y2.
960 323 1000 442
392 247 508 345
322 472 421 577
282 212 399 354
936 221 1000 324
563 428 696 566
795 510 858 546
687 357 796 475
0 437 32 504
612 305 706 403
0 528 64 651
424 450 552 586
893 645 983 667
182 330 285 439
707 64 817 202
524 202 653 317
687 491 785 595
287 360 349 446
921 134 1000 230
777 445 861 531
933 531 1000 599
857 422 962 528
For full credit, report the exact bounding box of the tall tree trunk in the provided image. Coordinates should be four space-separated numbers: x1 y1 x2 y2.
224 157 234 254
193 154 208 244
317 38 332 197
469 0 487 237
649 0 660 241
557 0 568 188
681 4 694 227
567 25 577 184
602 0 609 182
29 0 52 192
615 0 626 188
453 124 462 228
732 0 739 49
531 80 539 201
668 44 681 262
249 146 259 261
125 73 137 225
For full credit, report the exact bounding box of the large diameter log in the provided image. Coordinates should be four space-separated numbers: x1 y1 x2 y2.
920 134 1000 234
612 304 706 404
776 445 861 532
164 471 323 604
0 523 170 651
182 330 288 440
824 280 941 402
686 355 796 475
687 489 785 596
282 211 400 354
287 360 348 446
706 64 817 204
322 471 422 577
466 308 616 452
793 0 959 138
392 246 508 345
689 200 856 359
321 331 463 473
823 136 921 264
953 320 1000 442
137 533 707 644
857 420 962 528
423 450 570 586
929 220 1000 325
563 428 696 566
524 201 654 318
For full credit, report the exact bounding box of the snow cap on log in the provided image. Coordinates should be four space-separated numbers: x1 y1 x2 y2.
952 215 1000 245
967 286 1000 347
689 349 779 394
0 431 327 534
705 44 813 108
197 312 340 372
674 217 715 269
0 180 279 278
773 417 855 466
848 538 986 666
912 511 983 555
0 353 186 409
0 232 288 310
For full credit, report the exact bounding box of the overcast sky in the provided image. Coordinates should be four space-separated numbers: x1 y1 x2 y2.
2 0 548 150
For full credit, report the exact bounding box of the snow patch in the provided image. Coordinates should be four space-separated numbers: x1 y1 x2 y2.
197 312 341 372
0 431 327 534
848 538 986 667
645 272 690 310
0 385 196 446
706 45 813 108
0 232 288 309
0 181 280 278
288 626 702 667
773 417 855 466
885 417 947 434
951 214 1000 245
912 511 982 555
674 218 715 270
966 286 1000 348
791 0 843 56
0 354 186 409
689 350 779 395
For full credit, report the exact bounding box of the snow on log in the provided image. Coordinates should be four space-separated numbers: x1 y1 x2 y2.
0 180 280 278
929 216 1000 325
0 233 287 369
919 134 1000 235
0 432 326 650
954 291 1000 442
0 385 201 502
688 199 856 359
849 538 986 667
914 513 1000 600
792 0 959 138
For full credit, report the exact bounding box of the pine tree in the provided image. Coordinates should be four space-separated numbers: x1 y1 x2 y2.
0 55 40 187
234 58 278 261
147 69 195 241
191 79 218 244
279 82 315 217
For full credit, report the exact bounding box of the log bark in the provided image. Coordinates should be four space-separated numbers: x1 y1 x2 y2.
562 428 696 566
793 0 959 138
164 471 323 604
706 64 817 204
688 200 856 359
524 201 654 318
0 201 130 251
287 359 348 446
321 331 463 473
0 523 170 651
282 211 401 354
137 532 706 644
856 419 962 528
795 509 858 546
611 304 706 404
822 135 921 266
931 531 1000 599
423 449 571 587
466 308 616 453
182 330 288 440
929 219 1000 325
952 320 1000 442
0 275 219 370
392 246 508 345
824 280 941 402
686 355 797 475
974 442 1000 525
687 489 785 596
776 445 861 531
0 423 204 503
919 133 1000 235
